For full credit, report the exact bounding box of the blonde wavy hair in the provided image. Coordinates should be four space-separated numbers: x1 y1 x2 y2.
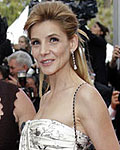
24 1 92 97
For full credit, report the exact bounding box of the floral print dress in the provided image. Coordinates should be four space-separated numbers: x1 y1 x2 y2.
19 119 94 150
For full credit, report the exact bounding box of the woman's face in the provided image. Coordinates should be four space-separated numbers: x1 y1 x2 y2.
18 37 27 49
30 21 77 75
91 23 102 36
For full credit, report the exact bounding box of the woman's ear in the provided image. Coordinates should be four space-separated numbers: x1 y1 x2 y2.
70 34 78 53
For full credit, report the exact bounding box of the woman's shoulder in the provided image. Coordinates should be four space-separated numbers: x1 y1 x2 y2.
76 82 98 96
76 83 106 109
75 83 108 120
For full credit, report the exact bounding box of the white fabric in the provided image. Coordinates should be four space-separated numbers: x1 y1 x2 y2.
108 105 116 120
106 43 113 63
7 6 29 44
19 119 93 150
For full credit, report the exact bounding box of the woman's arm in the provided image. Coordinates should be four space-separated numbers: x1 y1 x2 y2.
77 84 120 150
14 88 36 132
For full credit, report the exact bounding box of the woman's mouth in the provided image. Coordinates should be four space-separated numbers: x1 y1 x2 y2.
40 59 54 66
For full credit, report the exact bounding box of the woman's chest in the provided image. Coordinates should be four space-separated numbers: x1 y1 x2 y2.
34 93 75 127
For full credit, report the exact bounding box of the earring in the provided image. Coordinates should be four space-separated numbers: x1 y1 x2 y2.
72 51 77 70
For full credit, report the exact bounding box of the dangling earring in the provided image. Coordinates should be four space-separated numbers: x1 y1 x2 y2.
72 51 77 70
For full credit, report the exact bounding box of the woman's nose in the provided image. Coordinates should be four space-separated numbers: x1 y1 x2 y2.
40 43 50 56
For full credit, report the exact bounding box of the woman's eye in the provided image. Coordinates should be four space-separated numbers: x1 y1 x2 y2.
31 40 40 46
50 37 59 43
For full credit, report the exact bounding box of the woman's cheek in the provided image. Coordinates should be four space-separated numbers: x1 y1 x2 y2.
32 48 39 60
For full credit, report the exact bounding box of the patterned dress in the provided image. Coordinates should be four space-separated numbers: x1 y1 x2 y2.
19 119 94 150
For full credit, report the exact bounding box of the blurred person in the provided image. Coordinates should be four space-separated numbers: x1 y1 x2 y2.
107 45 120 91
0 79 36 150
7 50 40 112
0 39 13 65
107 45 120 141
13 35 35 63
7 50 33 85
0 64 10 82
0 16 13 65
26 75 39 98
81 21 109 85
13 35 31 53
108 90 120 141
26 75 40 112
18 35 31 53
81 21 113 107
19 1 119 150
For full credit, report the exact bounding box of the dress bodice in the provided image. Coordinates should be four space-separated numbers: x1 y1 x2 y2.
19 119 94 150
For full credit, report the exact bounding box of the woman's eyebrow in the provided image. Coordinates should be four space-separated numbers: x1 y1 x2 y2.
47 33 60 38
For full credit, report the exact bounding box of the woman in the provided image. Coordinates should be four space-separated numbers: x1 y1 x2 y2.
13 35 35 63
13 35 31 53
19 1 119 150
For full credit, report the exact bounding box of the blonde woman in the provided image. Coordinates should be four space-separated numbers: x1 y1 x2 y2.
19 1 119 150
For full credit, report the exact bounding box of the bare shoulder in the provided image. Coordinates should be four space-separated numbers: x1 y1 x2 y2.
76 83 107 119
77 83 105 104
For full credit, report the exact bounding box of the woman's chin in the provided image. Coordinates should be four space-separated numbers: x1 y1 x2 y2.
42 70 55 76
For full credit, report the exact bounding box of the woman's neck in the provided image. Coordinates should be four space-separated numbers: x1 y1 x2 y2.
48 66 82 94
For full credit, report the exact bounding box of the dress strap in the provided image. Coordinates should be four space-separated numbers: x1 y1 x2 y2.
20 122 26 132
73 82 86 149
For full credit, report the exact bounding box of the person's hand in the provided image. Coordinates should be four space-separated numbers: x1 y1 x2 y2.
111 90 120 110
110 45 120 68
7 75 20 86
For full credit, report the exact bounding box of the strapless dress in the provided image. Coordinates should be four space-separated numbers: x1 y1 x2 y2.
19 119 94 150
